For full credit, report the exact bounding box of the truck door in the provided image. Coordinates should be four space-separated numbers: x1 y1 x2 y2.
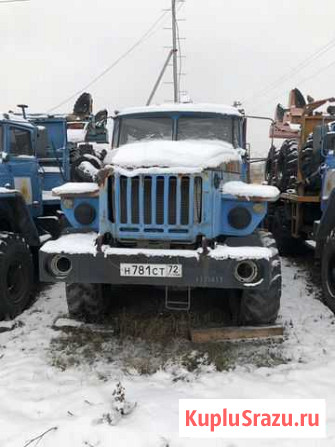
6 125 42 217
0 124 14 188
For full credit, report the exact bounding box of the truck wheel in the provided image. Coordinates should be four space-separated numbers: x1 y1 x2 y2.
240 232 281 325
300 143 322 192
271 206 305 256
71 156 101 182
265 145 278 186
321 235 335 313
65 283 106 322
277 139 298 192
0 233 34 319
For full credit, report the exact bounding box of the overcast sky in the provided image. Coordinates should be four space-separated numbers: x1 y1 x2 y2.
1 0 335 156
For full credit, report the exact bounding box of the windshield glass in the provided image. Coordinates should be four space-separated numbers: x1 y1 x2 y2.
119 117 172 146
177 116 239 146
0 125 2 153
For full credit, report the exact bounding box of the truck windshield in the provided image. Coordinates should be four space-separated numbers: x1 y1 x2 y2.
117 114 240 147
119 117 172 146
177 116 239 147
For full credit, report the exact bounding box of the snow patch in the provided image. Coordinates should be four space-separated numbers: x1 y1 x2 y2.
78 161 99 178
0 187 17 194
43 191 60 202
67 128 86 143
41 232 274 261
113 166 202 177
208 245 273 260
118 102 241 117
221 181 280 201
104 140 241 170
41 233 98 255
52 182 99 196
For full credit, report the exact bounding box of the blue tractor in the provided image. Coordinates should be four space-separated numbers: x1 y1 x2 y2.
39 103 281 325
0 95 109 319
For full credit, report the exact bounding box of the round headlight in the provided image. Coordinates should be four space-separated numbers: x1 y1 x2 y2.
228 206 252 230
74 203 96 225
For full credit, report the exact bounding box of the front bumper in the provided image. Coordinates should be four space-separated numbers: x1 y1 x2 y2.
39 232 274 290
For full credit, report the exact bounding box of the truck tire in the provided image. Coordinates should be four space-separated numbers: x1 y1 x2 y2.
0 232 34 319
300 143 322 192
271 206 305 256
321 234 335 313
70 155 101 182
276 139 298 192
265 145 278 186
65 283 106 322
240 232 281 325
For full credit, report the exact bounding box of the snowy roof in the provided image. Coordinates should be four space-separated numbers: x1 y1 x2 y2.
0 113 35 129
221 181 280 201
52 182 99 196
117 103 241 117
104 140 242 171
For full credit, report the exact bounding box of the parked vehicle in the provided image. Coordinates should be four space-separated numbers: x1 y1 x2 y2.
0 113 69 318
0 95 109 319
265 88 335 312
39 103 281 325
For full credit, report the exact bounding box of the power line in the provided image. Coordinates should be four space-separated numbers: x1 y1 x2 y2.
0 0 29 3
242 36 335 105
249 57 335 114
47 9 170 112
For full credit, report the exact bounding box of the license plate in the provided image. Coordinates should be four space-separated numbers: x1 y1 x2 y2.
120 263 182 278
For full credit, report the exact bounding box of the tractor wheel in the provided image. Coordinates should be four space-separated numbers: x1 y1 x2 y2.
300 143 322 192
70 155 101 182
265 145 278 186
276 139 298 192
0 232 34 319
239 231 281 325
321 234 335 314
65 283 107 322
270 206 305 256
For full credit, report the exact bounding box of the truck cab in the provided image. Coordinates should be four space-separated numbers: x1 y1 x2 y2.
40 103 281 326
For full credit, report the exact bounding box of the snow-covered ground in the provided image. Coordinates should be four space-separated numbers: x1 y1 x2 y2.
1 257 335 446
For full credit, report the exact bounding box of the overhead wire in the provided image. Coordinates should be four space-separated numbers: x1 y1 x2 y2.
47 8 171 112
0 0 29 3
249 57 335 114
242 35 335 106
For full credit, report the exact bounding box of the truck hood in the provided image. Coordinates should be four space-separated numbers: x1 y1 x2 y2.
104 140 243 173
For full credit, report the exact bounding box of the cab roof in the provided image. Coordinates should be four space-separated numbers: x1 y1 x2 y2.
0 113 35 129
117 103 242 117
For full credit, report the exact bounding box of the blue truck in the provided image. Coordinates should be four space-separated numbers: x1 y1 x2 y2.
39 103 282 325
0 95 108 319
0 112 70 318
265 89 335 313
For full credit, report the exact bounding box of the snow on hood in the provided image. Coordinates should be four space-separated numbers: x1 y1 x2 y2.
104 140 242 171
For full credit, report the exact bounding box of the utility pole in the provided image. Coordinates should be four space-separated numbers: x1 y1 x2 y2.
171 0 179 103
146 49 175 106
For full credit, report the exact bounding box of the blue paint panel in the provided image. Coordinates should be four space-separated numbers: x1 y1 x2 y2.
61 197 99 231
219 197 267 236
